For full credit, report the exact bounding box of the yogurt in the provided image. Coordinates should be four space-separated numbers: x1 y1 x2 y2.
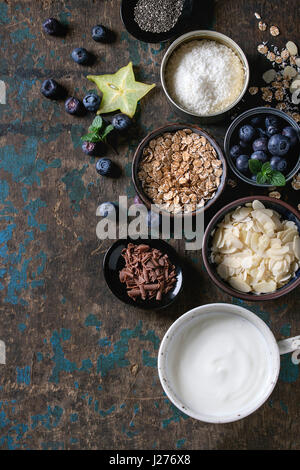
167 312 273 418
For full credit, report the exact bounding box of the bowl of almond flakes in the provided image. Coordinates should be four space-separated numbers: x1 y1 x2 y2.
132 123 227 216
202 196 300 301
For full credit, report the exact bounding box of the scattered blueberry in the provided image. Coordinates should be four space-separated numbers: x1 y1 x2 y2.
265 115 279 129
82 141 105 156
98 202 118 218
83 93 101 112
40 79 63 99
252 137 268 152
134 195 143 205
250 116 264 127
236 155 249 173
112 113 132 132
266 125 279 138
239 124 256 143
282 126 298 147
71 47 90 65
92 24 110 42
42 18 62 35
65 97 82 115
230 144 242 160
250 151 268 163
268 134 290 156
96 158 117 177
250 174 257 182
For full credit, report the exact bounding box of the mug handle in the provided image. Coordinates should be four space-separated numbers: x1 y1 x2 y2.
278 336 300 355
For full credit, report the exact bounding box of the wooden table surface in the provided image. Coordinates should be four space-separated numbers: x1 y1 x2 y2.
0 0 299 450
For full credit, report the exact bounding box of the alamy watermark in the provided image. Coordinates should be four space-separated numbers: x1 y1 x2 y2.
0 80 6 104
96 196 204 250
0 340 5 364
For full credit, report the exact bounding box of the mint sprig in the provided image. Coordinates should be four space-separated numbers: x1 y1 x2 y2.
248 160 286 186
81 116 113 143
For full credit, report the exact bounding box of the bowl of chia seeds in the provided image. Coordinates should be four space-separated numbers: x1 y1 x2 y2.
120 0 194 44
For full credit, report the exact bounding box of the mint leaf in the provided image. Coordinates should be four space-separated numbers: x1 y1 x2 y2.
81 132 100 143
91 116 103 129
269 171 286 186
249 159 262 174
261 162 273 176
101 124 114 140
256 172 267 184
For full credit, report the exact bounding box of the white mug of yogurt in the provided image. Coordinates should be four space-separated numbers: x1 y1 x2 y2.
158 303 300 423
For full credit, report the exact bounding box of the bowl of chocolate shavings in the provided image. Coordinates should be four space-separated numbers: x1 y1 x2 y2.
103 238 183 310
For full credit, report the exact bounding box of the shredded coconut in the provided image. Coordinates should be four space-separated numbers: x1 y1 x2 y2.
166 40 245 115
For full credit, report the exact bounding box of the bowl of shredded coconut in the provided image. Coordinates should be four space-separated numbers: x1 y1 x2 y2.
161 31 249 122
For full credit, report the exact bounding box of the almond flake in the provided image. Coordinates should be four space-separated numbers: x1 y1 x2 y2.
262 69 277 83
269 191 281 199
286 41 298 56
283 66 297 79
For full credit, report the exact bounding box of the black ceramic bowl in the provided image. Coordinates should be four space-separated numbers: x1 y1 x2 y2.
202 196 300 301
132 123 227 217
103 238 183 309
120 0 194 43
224 107 300 187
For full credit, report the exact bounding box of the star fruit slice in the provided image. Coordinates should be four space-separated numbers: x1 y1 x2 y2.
87 62 155 118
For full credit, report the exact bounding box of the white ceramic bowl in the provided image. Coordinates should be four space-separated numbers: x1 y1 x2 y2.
158 303 300 423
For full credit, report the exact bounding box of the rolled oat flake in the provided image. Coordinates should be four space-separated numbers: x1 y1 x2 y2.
134 0 184 34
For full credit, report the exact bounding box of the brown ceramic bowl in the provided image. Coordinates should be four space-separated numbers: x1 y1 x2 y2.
202 196 300 301
132 123 227 217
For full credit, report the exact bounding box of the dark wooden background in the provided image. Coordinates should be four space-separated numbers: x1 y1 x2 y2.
0 0 299 450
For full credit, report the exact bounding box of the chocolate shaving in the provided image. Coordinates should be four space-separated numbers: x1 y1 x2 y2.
119 243 176 302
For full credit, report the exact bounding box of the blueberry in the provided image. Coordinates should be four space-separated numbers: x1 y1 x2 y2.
134 195 143 205
98 202 118 218
265 115 279 129
65 97 82 115
236 155 249 173
239 140 249 149
250 151 268 163
257 128 268 138
40 79 63 99
42 18 63 35
250 174 257 182
276 158 288 173
112 113 132 132
229 144 242 159
282 126 298 147
252 137 268 152
83 93 101 112
268 134 290 156
71 47 90 65
96 158 117 177
239 124 256 143
270 156 281 171
266 125 279 137
250 116 264 127
82 141 105 156
92 24 110 42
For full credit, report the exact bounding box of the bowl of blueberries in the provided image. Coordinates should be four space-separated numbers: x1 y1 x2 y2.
224 107 300 187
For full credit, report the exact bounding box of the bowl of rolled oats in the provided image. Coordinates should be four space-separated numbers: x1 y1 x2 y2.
132 123 227 216
202 196 300 301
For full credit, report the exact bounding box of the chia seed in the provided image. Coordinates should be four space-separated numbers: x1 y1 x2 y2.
134 0 184 34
